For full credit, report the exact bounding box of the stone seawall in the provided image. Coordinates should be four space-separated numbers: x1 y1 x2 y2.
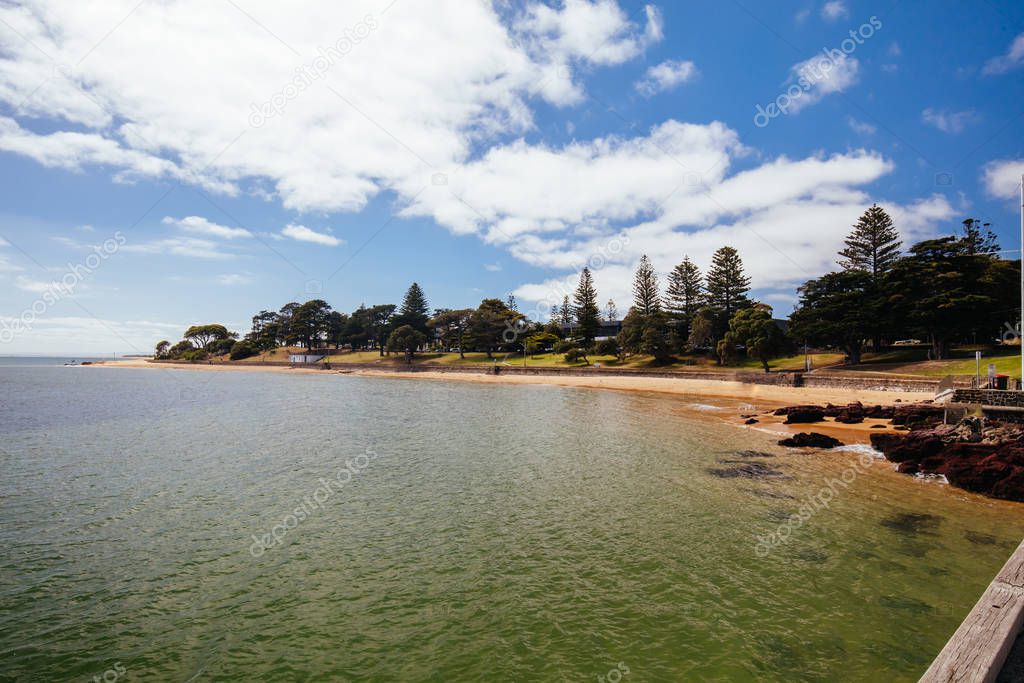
953 389 1024 408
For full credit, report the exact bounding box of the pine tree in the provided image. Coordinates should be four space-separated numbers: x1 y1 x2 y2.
666 256 705 324
837 204 902 279
573 267 601 346
505 294 519 311
396 282 430 334
632 254 661 315
559 295 573 328
961 218 999 256
605 299 618 323
706 246 751 319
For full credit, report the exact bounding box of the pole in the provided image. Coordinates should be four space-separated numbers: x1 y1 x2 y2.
1020 173 1023 387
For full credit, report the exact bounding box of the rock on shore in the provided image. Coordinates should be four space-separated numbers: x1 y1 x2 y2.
870 418 1024 502
778 432 844 449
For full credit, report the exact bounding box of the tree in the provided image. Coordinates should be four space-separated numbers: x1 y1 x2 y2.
790 270 876 365
428 308 474 357
468 298 523 359
592 338 620 358
604 299 618 323
229 340 257 360
394 282 430 334
961 218 999 256
687 307 716 351
632 254 661 315
154 340 170 359
184 324 232 351
573 267 601 346
506 294 518 311
666 255 704 351
838 204 902 278
723 304 790 372
277 302 301 346
706 246 751 321
248 310 282 350
342 305 370 350
559 295 573 328
290 300 332 350
387 325 427 364
367 304 397 356
885 236 1005 359
524 331 559 356
639 312 672 363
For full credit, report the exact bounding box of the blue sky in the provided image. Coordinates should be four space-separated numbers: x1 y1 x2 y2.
0 0 1022 354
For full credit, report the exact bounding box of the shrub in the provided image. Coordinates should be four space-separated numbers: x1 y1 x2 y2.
229 341 257 360
591 338 619 357
210 338 235 356
554 340 576 354
181 349 208 362
563 347 588 363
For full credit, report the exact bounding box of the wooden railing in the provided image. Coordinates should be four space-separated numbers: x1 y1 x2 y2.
920 538 1024 682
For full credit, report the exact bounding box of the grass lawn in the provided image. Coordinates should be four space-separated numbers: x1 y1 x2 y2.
836 345 1021 379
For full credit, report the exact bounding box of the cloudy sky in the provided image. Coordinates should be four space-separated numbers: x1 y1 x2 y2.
0 0 1022 354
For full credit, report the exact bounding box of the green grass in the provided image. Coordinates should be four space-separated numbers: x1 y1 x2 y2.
834 345 1021 379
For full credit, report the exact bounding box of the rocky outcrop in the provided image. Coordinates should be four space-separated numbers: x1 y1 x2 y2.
870 419 1024 502
778 432 844 449
890 404 945 428
778 405 826 424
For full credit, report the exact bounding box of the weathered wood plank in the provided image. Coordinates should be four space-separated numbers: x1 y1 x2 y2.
920 539 1024 682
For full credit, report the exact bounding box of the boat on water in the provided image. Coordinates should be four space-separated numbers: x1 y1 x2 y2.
63 360 78 366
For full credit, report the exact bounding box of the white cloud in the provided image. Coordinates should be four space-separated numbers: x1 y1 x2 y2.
794 8 811 24
821 1 848 21
635 59 698 97
281 224 342 246
0 1 957 320
484 262 503 272
982 33 1024 75
983 159 1024 199
163 215 252 239
786 53 859 113
921 108 979 134
887 42 902 57
847 117 876 135
120 237 234 260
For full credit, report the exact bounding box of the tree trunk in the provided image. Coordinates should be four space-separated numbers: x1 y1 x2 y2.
845 344 862 365
761 358 770 373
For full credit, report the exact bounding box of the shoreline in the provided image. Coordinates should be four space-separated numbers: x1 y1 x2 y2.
92 359 932 445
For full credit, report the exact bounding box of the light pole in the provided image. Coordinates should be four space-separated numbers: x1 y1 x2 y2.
1020 173 1023 387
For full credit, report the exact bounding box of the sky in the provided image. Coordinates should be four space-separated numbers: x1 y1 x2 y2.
0 0 1022 355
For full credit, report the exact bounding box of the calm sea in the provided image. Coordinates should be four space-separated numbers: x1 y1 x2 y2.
1 363 1022 681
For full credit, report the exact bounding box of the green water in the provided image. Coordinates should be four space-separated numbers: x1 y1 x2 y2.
1 365 1022 681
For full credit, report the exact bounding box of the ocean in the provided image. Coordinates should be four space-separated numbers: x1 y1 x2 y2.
1 362 1021 681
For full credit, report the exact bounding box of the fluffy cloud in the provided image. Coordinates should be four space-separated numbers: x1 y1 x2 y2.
847 117 876 135
921 108 979 134
821 1 848 21
785 53 860 113
163 216 252 239
0 1 956 317
983 159 1024 199
281 224 342 246
635 59 698 96
982 33 1024 75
